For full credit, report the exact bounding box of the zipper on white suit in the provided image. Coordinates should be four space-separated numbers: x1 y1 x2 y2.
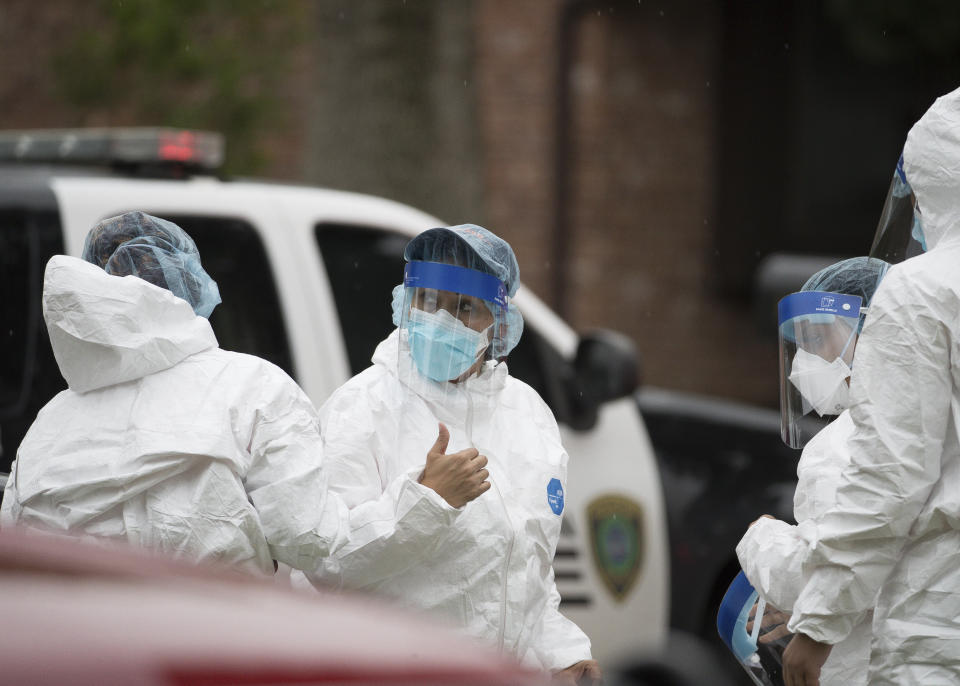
464 384 516 655
492 476 516 654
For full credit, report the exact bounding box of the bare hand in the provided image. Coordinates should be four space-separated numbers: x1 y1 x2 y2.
552 659 602 685
418 423 490 508
783 632 832 686
758 607 793 643
749 514 776 528
745 601 792 644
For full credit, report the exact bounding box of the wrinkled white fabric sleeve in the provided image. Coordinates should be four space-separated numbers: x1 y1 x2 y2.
736 518 810 612
530 565 593 671
0 459 19 528
241 365 352 572
788 272 951 644
304 380 461 589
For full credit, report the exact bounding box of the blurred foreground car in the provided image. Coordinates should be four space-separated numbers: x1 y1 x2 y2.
0 527 541 686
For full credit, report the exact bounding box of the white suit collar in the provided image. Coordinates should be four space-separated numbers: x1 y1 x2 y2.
371 328 508 403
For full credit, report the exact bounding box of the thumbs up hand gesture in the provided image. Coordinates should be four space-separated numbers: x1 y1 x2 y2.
418 423 491 508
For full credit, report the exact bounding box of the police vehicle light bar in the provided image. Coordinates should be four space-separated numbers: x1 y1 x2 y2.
0 128 224 170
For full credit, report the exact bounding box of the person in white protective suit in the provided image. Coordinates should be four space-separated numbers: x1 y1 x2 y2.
735 256 890 686
303 224 601 684
778 86 960 686
0 211 349 575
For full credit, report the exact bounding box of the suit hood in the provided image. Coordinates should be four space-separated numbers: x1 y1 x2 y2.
903 86 960 251
43 255 218 393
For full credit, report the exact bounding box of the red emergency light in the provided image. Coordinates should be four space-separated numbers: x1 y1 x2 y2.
158 130 199 162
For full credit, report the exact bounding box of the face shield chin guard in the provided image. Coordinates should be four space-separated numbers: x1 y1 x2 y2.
397 260 509 389
717 571 793 686
869 155 926 264
778 291 862 449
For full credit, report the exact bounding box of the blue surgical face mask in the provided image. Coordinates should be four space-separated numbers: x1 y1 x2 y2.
407 307 491 382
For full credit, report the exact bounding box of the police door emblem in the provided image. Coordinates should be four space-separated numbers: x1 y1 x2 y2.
587 495 644 602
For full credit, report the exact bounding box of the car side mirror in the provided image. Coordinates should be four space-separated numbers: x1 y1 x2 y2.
567 329 641 431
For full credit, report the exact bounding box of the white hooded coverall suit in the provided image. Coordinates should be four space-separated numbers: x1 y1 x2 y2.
303 329 593 672
1 256 349 575
785 88 960 684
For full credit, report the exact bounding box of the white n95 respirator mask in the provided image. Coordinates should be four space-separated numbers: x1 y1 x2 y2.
788 347 851 417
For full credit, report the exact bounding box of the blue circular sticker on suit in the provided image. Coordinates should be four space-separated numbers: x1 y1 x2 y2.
547 478 564 515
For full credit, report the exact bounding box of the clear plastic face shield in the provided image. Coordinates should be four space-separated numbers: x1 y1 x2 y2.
778 291 862 449
869 155 927 264
398 260 508 384
718 571 792 686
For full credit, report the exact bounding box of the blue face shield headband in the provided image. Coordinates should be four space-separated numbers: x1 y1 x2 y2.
778 292 862 343
403 261 508 307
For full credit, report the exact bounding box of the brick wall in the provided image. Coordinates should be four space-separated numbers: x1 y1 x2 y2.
474 0 779 406
473 0 561 303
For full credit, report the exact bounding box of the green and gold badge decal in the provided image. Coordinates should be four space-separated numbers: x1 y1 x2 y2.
587 494 644 602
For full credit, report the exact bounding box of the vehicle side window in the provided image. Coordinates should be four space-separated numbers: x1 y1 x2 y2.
506 325 573 424
0 209 66 472
315 224 407 376
162 215 295 379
